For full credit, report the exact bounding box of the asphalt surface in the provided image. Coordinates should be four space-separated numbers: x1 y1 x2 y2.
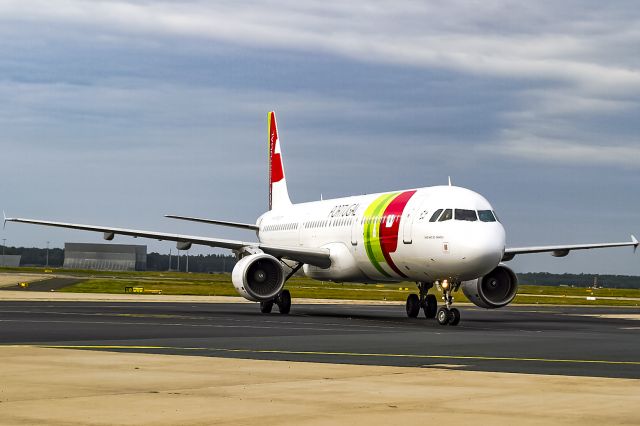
1 300 639 379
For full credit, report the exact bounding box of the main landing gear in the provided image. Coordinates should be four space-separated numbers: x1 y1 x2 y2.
405 282 438 319
259 261 301 315
260 289 291 315
406 281 460 326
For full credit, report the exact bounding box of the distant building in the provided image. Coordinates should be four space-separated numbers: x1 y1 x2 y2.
63 243 147 271
0 255 21 267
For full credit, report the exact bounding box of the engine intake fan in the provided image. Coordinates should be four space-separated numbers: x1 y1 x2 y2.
461 264 518 309
231 253 285 302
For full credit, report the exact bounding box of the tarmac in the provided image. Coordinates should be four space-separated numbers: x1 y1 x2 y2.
0 293 639 424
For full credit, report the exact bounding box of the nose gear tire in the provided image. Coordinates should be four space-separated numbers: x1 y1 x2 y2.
449 307 460 326
436 307 450 325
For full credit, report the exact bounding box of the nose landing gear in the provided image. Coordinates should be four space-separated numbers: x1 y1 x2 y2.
406 281 461 326
436 281 461 326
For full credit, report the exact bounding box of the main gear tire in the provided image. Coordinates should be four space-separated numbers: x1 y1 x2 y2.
260 300 274 314
424 294 437 319
277 289 291 314
406 294 420 318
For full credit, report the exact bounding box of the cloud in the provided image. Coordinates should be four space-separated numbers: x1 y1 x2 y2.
1 1 640 94
492 131 640 168
1 1 638 274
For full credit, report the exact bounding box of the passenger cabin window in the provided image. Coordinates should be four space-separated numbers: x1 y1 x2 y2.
478 210 496 222
438 209 453 222
429 209 443 222
455 209 477 221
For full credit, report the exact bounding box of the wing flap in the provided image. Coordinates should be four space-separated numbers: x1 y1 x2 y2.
165 215 259 231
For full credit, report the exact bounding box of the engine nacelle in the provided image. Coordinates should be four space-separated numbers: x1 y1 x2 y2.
461 265 518 309
231 253 285 302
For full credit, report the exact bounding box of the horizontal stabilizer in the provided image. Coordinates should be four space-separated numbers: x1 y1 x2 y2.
165 215 259 231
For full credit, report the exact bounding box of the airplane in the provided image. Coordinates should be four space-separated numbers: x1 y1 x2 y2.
5 112 638 326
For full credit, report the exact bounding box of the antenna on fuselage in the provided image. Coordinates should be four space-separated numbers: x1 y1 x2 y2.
448 176 452 186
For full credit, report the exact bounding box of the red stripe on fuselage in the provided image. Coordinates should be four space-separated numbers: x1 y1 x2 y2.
379 190 417 278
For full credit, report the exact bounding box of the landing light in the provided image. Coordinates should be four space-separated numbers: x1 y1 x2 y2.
442 280 449 290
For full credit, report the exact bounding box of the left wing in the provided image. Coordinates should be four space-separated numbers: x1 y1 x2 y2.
4 216 331 268
165 214 259 231
503 235 638 261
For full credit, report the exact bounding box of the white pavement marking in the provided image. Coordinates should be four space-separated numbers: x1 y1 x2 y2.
575 314 640 321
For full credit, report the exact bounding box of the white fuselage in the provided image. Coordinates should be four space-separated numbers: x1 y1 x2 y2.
257 185 506 284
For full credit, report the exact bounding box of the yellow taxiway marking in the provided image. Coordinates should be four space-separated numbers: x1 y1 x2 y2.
41 345 206 350
218 348 640 366
35 345 640 366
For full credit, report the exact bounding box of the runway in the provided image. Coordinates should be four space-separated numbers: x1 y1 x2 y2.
1 300 639 379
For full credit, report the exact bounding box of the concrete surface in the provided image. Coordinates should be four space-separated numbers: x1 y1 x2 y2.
0 346 638 426
0 274 49 288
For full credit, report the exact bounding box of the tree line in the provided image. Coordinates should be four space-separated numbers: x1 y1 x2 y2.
1 246 639 287
517 272 640 289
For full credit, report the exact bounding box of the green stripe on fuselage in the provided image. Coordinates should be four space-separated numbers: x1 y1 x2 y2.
363 192 398 278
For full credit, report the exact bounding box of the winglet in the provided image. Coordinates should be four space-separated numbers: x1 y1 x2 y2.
632 235 638 253
2 211 6 231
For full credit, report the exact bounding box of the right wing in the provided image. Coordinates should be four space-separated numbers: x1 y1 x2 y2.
503 235 638 261
164 214 259 231
5 216 331 268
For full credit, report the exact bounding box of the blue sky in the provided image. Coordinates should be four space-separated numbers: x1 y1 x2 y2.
1 0 638 275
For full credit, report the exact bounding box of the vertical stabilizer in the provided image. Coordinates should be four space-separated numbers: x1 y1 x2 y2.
268 111 292 210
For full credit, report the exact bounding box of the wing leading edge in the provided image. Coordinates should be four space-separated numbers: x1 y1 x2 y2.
503 235 638 261
4 217 331 268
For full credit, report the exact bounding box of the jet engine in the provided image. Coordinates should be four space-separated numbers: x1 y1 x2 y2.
461 265 518 309
231 253 285 302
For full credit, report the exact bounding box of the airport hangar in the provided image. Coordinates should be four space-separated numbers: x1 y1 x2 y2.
63 243 147 271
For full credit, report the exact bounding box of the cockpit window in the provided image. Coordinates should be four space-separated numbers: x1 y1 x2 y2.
492 211 501 222
429 209 443 222
455 209 477 221
478 210 496 222
438 209 453 222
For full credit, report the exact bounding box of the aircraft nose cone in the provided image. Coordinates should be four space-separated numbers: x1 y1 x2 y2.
455 225 505 278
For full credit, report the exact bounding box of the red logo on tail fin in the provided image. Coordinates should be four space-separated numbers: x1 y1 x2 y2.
269 112 284 184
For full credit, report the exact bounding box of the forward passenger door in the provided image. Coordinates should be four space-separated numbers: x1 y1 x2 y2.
402 207 415 244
